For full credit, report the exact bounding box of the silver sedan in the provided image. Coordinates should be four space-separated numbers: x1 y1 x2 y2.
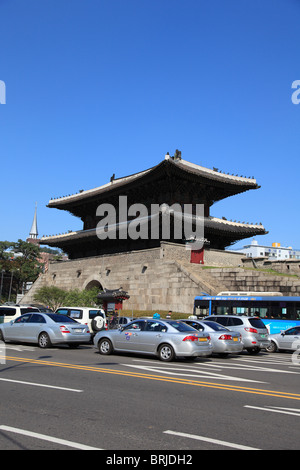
180 319 243 356
0 312 91 348
93 318 212 361
266 326 300 353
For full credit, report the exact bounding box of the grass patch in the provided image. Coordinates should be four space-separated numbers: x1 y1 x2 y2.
120 309 188 320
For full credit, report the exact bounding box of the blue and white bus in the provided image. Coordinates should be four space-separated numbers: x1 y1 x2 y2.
193 292 300 334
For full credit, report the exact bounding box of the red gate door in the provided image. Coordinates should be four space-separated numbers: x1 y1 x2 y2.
190 248 204 264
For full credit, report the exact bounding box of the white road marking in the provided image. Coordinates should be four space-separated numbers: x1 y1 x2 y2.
0 377 83 393
270 406 300 413
236 355 297 367
164 430 260 450
0 425 102 450
244 405 300 417
130 355 300 379
4 345 36 352
207 359 300 375
125 363 266 383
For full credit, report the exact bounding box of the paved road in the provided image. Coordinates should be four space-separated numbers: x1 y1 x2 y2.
0 343 299 451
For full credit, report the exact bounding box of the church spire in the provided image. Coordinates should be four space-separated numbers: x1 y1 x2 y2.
29 203 38 239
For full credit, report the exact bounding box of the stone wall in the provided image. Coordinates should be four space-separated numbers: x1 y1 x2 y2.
21 242 300 314
22 254 207 314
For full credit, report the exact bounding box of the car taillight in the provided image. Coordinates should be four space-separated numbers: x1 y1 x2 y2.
218 334 232 340
183 335 199 342
60 325 70 333
244 327 257 334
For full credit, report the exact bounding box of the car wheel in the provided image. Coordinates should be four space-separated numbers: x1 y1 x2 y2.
38 332 52 348
98 338 113 355
0 330 5 342
158 344 175 362
246 347 260 355
266 341 277 353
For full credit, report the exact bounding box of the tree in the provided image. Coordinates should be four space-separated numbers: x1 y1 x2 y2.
13 239 41 262
11 240 43 296
0 241 15 260
33 286 67 311
33 286 101 311
0 239 43 303
64 287 101 307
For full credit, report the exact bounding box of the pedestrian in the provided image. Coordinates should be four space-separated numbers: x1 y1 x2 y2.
166 310 172 319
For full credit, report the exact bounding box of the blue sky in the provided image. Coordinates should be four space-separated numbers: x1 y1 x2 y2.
0 0 299 250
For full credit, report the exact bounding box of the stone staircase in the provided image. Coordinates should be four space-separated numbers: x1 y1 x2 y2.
22 272 48 304
179 264 300 296
175 261 226 295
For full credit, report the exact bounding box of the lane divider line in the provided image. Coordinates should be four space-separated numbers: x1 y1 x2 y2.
0 377 82 393
164 430 260 450
0 425 102 450
244 405 300 416
2 355 300 401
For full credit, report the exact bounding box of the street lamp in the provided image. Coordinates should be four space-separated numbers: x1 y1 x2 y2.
8 270 14 302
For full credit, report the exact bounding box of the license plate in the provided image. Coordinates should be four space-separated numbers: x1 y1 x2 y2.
260 334 266 338
233 337 238 341
74 328 83 333
198 337 207 342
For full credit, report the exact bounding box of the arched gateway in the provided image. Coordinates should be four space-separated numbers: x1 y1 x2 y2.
84 279 103 291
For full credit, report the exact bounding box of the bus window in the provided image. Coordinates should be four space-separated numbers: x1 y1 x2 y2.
195 305 209 316
194 301 209 317
215 305 231 315
248 308 268 318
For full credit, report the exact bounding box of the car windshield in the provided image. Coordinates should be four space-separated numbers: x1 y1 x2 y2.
46 314 78 323
204 321 228 331
168 321 196 332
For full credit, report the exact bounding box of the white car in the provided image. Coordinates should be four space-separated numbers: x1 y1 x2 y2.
0 305 40 323
55 307 107 334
